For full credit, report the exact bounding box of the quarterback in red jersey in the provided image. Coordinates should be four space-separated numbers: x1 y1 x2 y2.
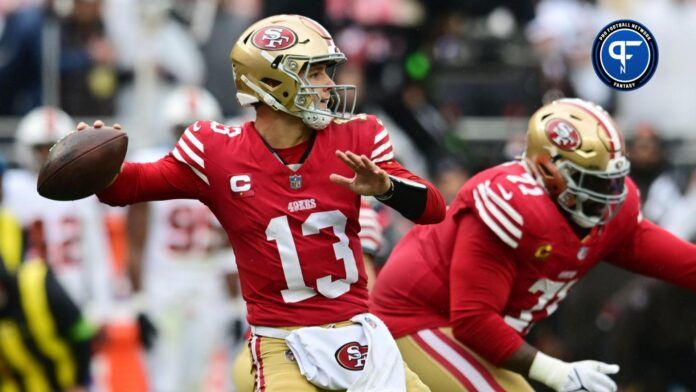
371 98 696 392
88 14 443 392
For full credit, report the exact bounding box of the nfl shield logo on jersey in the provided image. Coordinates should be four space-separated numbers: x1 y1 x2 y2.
577 246 589 260
289 174 303 190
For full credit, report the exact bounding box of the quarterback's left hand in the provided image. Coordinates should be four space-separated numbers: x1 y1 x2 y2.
330 150 391 196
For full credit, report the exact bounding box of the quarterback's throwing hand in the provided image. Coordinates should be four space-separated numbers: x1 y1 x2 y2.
330 150 391 196
76 120 122 132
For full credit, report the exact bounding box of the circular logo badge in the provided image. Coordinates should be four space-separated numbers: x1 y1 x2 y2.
546 119 581 150
335 342 368 371
252 26 298 51
591 20 658 90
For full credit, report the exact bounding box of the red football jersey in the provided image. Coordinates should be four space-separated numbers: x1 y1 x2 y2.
372 160 696 365
98 115 443 326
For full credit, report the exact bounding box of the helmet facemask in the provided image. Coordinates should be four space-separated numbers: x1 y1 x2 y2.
554 158 630 228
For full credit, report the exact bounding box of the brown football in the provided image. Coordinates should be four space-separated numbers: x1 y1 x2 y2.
37 127 128 201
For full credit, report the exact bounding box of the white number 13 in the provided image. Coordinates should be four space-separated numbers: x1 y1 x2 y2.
266 211 359 303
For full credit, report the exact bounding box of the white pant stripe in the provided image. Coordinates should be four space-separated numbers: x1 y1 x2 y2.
417 329 497 392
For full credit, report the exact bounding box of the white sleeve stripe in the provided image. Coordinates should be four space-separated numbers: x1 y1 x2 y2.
359 224 380 233
171 147 187 164
358 227 382 240
374 129 389 143
172 146 205 181
172 149 210 185
473 189 519 248
177 139 205 168
184 129 204 152
359 209 378 219
371 141 392 158
358 220 380 230
360 239 380 251
373 151 394 163
483 182 523 225
477 184 522 239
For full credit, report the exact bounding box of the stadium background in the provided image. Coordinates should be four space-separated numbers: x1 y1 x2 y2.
2 0 696 391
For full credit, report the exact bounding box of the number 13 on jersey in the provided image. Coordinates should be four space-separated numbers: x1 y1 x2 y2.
266 210 359 303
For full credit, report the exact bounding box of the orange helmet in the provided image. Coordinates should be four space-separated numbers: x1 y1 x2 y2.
230 14 356 130
525 98 631 228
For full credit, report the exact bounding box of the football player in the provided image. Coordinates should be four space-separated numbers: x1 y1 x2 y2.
126 85 242 392
371 98 696 392
3 107 114 324
85 14 445 392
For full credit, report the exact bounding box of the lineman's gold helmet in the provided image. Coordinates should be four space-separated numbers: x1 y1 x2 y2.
525 98 630 228
230 14 356 130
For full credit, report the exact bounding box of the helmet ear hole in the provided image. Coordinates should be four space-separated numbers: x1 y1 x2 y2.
261 78 281 88
535 155 566 198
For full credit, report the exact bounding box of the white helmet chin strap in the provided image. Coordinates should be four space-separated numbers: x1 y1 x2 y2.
301 110 332 130
571 211 600 228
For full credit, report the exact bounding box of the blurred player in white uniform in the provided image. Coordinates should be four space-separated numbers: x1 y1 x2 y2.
128 85 242 392
3 106 114 323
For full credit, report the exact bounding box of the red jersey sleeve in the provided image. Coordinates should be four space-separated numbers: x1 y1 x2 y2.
450 212 526 366
366 116 445 224
97 156 206 206
608 217 696 291
97 122 211 206
605 179 696 290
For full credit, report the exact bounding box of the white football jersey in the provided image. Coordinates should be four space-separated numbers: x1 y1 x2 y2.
130 148 237 299
3 169 114 321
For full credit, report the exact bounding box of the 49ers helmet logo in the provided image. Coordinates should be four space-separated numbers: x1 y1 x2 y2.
252 26 298 50
335 342 368 371
546 119 582 150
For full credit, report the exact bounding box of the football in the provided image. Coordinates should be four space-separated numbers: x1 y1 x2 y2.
37 127 128 201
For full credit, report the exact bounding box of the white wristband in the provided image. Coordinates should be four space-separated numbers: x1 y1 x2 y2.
528 352 572 390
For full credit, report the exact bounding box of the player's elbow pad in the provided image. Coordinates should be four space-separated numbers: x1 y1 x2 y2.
376 176 428 221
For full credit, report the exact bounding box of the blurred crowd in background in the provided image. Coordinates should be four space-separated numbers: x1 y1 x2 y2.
2 0 696 391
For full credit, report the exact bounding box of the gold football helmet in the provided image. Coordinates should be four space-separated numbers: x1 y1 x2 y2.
525 98 631 228
230 14 355 130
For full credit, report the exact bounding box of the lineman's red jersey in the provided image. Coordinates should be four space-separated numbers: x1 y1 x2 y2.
98 115 444 326
371 161 696 365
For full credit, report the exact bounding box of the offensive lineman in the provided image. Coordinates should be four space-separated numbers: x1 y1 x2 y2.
85 14 444 392
371 98 696 392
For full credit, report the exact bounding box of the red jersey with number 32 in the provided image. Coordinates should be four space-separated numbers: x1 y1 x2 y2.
98 115 436 326
372 160 642 338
